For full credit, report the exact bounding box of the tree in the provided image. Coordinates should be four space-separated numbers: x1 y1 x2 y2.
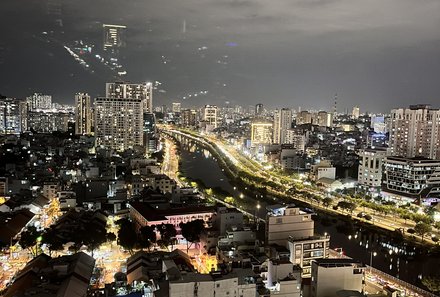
138 225 156 251
83 222 108 257
322 197 333 208
107 232 117 243
422 276 440 293
414 222 432 242
19 226 42 257
117 218 138 254
180 219 205 253
41 227 64 256
158 223 177 251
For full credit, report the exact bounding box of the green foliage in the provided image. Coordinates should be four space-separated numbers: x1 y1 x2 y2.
414 222 432 242
138 225 156 251
158 223 177 250
19 226 42 257
180 219 205 253
422 276 440 293
41 227 64 256
117 218 138 254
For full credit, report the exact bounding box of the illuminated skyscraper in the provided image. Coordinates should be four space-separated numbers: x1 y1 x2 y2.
172 102 182 113
74 93 92 135
389 104 440 159
0 97 27 134
203 105 218 129
255 103 264 116
106 82 153 113
26 93 52 111
273 108 292 144
251 122 273 146
103 24 126 52
94 97 143 151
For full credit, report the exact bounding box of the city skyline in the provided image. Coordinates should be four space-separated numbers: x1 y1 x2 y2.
2 0 440 112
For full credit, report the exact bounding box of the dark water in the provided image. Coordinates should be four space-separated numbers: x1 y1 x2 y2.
178 139 440 288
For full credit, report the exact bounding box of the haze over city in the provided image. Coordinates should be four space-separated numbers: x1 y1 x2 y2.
2 0 440 112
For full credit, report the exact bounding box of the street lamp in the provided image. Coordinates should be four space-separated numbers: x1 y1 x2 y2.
255 203 261 230
369 251 377 273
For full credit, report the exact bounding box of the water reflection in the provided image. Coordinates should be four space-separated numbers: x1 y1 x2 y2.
178 137 440 287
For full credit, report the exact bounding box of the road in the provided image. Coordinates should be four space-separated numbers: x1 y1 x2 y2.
169 128 438 245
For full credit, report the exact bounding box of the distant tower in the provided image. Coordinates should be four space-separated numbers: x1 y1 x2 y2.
333 93 338 114
255 103 264 116
182 20 186 34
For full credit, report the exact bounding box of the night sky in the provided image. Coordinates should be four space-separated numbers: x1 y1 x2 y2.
1 0 440 112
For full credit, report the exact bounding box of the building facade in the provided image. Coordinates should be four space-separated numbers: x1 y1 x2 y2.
384 156 440 198
358 147 387 190
251 122 273 146
74 93 92 135
273 108 293 144
203 105 218 130
26 93 52 111
106 81 153 113
94 97 144 151
389 104 440 159
0 97 27 134
267 205 314 246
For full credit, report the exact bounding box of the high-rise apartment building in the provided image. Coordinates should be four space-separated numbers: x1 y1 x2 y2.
28 110 74 133
315 111 333 127
203 105 218 129
26 93 52 111
106 82 153 113
182 109 197 127
172 102 181 113
273 108 292 144
94 97 143 151
352 106 360 119
251 122 273 146
296 111 312 125
103 24 126 51
0 97 27 134
357 147 387 190
255 103 264 116
389 104 440 159
74 93 92 135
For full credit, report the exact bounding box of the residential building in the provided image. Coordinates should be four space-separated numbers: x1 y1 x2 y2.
315 111 333 127
75 92 92 135
357 147 387 190
255 103 264 116
267 205 314 246
311 160 336 180
383 156 440 199
389 104 440 159
26 92 52 111
285 130 306 152
0 97 27 134
203 105 218 130
212 206 244 235
352 106 360 119
106 81 153 113
273 108 293 144
3 252 95 297
296 111 312 125
311 259 366 297
182 109 197 127
172 102 182 113
94 97 143 151
28 110 75 132
261 260 302 297
251 122 273 146
287 235 330 277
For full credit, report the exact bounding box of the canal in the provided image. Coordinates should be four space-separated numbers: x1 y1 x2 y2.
178 138 440 289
